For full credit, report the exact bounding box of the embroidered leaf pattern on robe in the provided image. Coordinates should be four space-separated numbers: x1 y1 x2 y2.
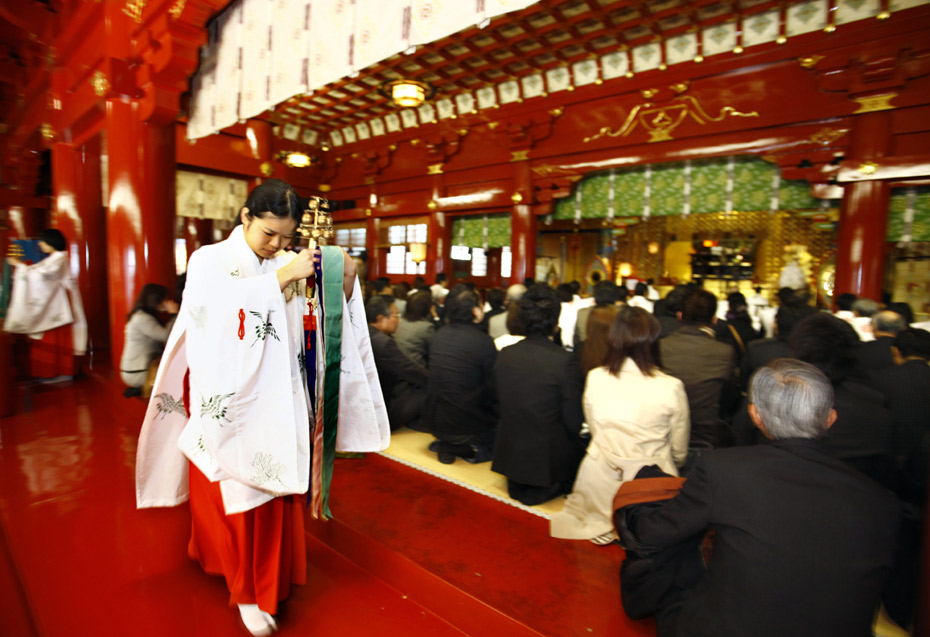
195 434 213 462
201 393 233 425
297 350 306 369
250 452 287 487
154 393 186 420
249 310 280 347
230 268 240 279
189 305 208 328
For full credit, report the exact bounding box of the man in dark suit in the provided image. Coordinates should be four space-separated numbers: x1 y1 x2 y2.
790 313 895 487
425 286 499 463
858 310 907 375
493 285 587 505
739 301 813 389
624 359 900 637
660 289 736 450
869 327 930 501
366 296 428 431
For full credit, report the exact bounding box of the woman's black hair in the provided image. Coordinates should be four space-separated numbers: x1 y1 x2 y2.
128 283 170 324
236 179 301 226
38 228 67 252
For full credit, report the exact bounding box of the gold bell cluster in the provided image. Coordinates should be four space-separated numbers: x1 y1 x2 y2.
298 196 335 244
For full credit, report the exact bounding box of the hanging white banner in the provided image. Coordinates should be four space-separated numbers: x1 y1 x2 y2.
239 0 273 120
309 0 355 89
354 0 409 72
270 0 311 106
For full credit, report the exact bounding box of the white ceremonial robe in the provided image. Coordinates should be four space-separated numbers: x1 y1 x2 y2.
4 251 88 355
136 225 389 515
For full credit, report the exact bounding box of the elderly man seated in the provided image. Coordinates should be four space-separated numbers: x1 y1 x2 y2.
618 359 900 637
366 295 428 431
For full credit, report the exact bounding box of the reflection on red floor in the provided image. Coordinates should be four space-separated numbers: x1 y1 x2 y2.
0 373 654 636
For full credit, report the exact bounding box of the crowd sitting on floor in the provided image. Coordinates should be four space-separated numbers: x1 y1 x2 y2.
364 272 927 634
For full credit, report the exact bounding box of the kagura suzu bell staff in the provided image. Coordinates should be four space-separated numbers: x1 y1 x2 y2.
135 179 389 636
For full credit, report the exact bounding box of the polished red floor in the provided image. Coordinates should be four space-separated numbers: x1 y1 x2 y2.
0 372 654 636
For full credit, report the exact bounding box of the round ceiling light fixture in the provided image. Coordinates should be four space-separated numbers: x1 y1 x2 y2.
379 79 434 108
278 151 314 168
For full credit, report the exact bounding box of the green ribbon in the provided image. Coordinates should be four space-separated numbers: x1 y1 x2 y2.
319 246 344 518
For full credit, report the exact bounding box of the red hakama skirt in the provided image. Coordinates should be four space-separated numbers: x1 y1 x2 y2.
30 324 76 379
187 462 307 615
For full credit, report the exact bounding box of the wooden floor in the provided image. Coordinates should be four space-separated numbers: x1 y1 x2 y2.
0 370 654 636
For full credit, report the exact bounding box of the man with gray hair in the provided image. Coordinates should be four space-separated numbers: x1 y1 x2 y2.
621 359 899 637
488 283 526 339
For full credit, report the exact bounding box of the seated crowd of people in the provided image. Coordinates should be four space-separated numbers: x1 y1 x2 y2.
364 274 927 635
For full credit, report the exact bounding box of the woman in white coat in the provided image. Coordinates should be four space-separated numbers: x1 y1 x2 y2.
551 306 689 544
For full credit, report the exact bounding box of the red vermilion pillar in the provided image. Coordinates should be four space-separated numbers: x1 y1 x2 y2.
511 160 536 285
184 217 213 262
51 137 110 357
105 98 177 369
834 111 892 303
428 210 447 283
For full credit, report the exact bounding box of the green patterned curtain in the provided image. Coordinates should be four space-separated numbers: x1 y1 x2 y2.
554 157 824 219
651 163 685 216
887 187 930 242
690 159 729 214
451 214 512 249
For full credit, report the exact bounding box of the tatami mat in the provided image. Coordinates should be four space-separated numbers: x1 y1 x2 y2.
379 429 566 519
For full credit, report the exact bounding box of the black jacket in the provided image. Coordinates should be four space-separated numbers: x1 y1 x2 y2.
630 439 900 637
491 335 587 487
425 322 498 438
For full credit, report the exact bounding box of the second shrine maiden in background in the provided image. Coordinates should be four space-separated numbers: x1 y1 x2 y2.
3 228 87 379
135 179 389 636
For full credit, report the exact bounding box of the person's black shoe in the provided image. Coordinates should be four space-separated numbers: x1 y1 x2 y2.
437 452 455 464
123 387 142 398
428 440 440 452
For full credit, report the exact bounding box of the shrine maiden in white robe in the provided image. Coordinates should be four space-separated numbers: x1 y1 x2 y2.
4 250 87 355
135 225 389 515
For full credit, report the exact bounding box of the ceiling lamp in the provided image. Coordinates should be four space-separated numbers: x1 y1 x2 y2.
408 242 428 264
279 151 313 168
380 79 434 108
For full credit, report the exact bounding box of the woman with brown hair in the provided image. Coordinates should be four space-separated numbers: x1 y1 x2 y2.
551 306 689 545
577 304 620 382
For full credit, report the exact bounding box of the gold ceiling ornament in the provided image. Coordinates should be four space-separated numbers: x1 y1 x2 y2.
169 0 187 19
511 192 524 204
318 184 331 192
877 11 891 19
798 55 825 69
776 35 787 44
733 46 744 54
641 88 659 99
549 107 564 117
40 122 55 142
259 161 274 177
584 95 759 144
427 163 443 175
530 164 577 177
510 150 530 162
427 200 438 211
90 71 109 97
670 82 689 94
694 55 704 63
809 127 847 145
122 0 147 23
853 92 898 114
857 161 878 175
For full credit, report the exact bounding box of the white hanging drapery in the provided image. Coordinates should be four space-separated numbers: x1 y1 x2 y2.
186 0 539 140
